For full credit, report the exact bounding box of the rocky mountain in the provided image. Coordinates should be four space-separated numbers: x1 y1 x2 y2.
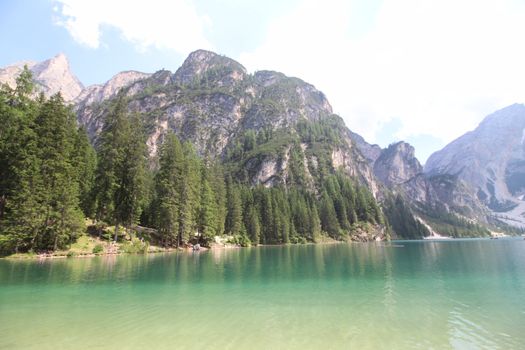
3 50 523 236
75 50 378 193
425 104 525 227
364 139 490 237
0 53 83 101
348 130 382 165
74 71 151 106
373 142 422 186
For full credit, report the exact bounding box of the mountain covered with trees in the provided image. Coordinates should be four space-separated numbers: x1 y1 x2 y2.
1 50 523 255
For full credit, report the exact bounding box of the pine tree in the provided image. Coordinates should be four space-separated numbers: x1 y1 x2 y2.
245 204 261 245
154 132 183 246
209 162 227 235
258 188 274 244
319 191 341 238
113 112 148 237
308 200 322 242
272 189 290 243
177 142 201 245
198 165 219 242
290 190 309 238
225 177 243 236
355 186 370 222
72 127 97 217
93 93 129 229
34 94 83 250
0 67 42 253
92 94 148 241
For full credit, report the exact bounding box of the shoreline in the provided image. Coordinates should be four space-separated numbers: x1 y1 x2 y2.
1 240 263 261
1 236 350 261
5 235 518 261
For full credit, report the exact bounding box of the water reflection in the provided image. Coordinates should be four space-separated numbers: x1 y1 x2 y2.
2 239 525 287
1 239 525 349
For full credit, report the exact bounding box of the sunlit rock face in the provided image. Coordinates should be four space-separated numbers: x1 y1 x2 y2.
0 53 84 101
73 49 378 191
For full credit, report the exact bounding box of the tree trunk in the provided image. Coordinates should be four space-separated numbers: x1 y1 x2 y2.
0 194 6 220
30 226 39 252
114 222 120 242
53 233 58 251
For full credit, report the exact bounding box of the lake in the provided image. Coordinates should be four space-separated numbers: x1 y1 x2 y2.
1 238 525 349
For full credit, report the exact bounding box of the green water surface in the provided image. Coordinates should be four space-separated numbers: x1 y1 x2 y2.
1 239 525 349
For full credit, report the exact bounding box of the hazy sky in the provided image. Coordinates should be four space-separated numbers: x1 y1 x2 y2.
2 0 525 163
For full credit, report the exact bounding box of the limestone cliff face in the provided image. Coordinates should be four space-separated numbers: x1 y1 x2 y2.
348 130 382 165
356 137 488 225
373 142 422 187
0 53 83 101
74 71 151 106
74 70 152 138
425 104 525 206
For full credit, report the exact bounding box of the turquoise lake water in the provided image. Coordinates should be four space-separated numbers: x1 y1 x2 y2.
1 238 525 349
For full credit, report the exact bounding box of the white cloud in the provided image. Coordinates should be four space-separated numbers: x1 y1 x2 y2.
239 0 525 156
53 0 213 54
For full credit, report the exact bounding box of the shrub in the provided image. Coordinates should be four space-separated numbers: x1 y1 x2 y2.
121 239 148 254
228 234 251 247
92 244 104 254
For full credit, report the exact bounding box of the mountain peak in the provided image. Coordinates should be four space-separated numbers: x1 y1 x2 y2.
173 49 246 86
479 103 525 130
33 53 70 75
374 141 423 186
0 53 83 101
29 53 83 101
43 53 70 70
75 70 151 106
425 103 525 219
390 141 416 155
185 49 220 63
51 52 68 64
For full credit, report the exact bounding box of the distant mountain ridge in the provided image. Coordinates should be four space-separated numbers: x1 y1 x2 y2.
2 50 524 235
425 104 525 227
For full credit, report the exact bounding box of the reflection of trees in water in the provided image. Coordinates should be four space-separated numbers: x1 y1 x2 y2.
382 252 395 316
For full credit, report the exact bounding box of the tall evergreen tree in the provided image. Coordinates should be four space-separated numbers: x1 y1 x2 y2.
154 132 183 246
93 93 129 229
225 176 243 236
245 204 261 245
93 94 147 241
34 93 83 250
198 165 219 242
209 163 227 236
258 188 274 244
177 142 201 245
308 199 322 241
113 112 148 238
72 127 97 218
0 67 42 252
319 191 341 238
